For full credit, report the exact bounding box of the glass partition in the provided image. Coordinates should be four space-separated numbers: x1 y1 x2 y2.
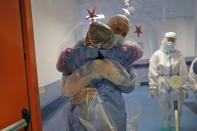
31 0 197 130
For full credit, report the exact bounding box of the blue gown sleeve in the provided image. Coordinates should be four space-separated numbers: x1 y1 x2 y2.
65 47 99 73
100 44 143 70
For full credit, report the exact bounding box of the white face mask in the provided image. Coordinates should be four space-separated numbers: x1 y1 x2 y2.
165 42 175 52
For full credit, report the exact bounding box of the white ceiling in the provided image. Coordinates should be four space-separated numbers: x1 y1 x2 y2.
77 0 195 18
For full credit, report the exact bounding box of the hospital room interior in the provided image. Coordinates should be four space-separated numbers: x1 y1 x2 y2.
1 0 197 131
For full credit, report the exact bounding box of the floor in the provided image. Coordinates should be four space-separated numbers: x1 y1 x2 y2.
40 84 197 131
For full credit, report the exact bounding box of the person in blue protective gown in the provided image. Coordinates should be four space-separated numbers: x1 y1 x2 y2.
148 32 189 131
189 57 197 107
57 15 143 131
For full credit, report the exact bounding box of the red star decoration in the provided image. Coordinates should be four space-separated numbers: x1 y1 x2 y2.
86 7 98 23
134 25 143 38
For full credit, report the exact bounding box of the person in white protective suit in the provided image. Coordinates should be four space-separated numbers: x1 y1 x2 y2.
148 32 189 131
189 57 197 107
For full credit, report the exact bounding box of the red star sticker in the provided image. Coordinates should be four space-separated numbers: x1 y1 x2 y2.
134 25 143 38
86 7 98 23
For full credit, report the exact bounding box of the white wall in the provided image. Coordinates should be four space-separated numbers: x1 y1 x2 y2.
79 0 195 59
31 0 83 86
125 17 195 59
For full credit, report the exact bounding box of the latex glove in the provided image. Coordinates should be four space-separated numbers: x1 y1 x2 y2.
149 90 156 98
182 89 188 98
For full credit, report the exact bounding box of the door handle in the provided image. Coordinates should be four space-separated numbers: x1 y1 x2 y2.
1 108 31 131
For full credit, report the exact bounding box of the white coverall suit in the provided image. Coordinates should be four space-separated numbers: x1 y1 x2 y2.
189 57 197 107
148 33 189 129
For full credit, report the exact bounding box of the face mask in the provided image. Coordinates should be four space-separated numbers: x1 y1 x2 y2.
165 42 175 52
114 34 124 45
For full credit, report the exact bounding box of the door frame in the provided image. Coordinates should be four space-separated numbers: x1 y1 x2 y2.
19 0 42 130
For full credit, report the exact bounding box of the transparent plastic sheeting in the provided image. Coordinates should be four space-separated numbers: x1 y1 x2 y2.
52 0 195 59
61 60 125 130
56 0 150 58
61 58 140 131
125 98 141 131
64 94 117 131
77 95 116 131
63 96 141 131
61 59 135 98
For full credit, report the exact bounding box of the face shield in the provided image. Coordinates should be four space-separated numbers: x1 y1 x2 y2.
87 22 115 49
